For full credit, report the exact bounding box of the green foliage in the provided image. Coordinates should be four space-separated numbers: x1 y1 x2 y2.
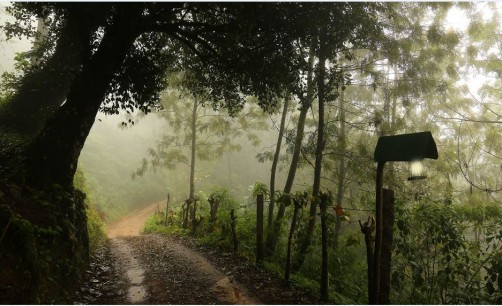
393 199 502 304
73 169 107 252
142 214 187 236
251 181 269 198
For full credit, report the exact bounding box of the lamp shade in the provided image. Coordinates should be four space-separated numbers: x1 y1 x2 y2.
374 131 438 162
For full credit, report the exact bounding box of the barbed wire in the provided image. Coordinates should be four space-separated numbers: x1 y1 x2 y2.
341 207 374 212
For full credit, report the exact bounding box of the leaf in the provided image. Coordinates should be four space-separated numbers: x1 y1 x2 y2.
345 235 360 247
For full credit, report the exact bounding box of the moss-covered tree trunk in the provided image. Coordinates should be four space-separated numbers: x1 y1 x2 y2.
24 7 141 188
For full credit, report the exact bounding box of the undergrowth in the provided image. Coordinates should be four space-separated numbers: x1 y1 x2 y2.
141 184 502 304
140 186 340 303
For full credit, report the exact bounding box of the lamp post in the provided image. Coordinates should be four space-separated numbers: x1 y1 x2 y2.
370 131 438 304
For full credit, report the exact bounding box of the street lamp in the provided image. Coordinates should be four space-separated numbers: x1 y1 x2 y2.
370 131 438 304
408 160 426 180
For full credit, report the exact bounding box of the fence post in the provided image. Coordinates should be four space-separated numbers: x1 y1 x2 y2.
360 216 375 304
256 194 264 264
164 193 170 226
379 188 395 304
230 209 238 254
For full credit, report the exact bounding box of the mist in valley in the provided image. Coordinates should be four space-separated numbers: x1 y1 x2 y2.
78 110 293 223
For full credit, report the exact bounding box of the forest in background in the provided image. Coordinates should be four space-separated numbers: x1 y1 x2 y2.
0 2 500 304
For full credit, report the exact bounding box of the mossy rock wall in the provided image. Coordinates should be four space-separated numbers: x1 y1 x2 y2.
0 183 89 303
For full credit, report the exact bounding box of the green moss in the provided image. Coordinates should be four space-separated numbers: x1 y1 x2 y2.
0 180 91 303
0 205 40 303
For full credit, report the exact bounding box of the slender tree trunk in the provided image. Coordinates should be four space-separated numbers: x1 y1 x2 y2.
292 31 327 273
186 100 198 230
265 42 315 257
189 100 198 201
283 42 316 195
285 198 300 281
333 90 346 249
24 7 141 188
267 92 290 236
319 192 330 302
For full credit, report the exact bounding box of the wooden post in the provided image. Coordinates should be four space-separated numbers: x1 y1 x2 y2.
191 198 198 234
230 209 238 254
360 216 375 304
164 193 170 226
182 199 191 229
208 194 219 232
379 188 395 304
285 199 300 281
256 194 264 264
371 161 385 304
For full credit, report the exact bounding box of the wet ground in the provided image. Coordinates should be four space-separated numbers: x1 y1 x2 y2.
73 202 318 304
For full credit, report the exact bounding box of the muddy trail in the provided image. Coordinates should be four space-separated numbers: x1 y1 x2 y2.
73 202 318 304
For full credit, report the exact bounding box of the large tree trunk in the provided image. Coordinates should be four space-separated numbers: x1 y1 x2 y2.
292 31 327 273
265 43 315 257
0 5 108 135
267 93 289 236
24 7 141 188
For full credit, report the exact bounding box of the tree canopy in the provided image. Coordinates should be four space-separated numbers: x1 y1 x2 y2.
0 2 394 188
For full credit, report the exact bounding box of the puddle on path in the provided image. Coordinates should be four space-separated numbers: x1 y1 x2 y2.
210 276 259 304
110 238 148 304
128 285 147 304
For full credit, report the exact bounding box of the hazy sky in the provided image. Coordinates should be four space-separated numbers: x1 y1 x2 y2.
0 2 32 73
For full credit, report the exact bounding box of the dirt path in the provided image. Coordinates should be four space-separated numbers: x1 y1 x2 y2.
107 201 161 238
123 234 260 304
74 203 316 304
75 203 261 304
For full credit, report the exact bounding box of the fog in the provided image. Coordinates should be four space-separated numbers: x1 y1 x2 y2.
78 111 292 223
